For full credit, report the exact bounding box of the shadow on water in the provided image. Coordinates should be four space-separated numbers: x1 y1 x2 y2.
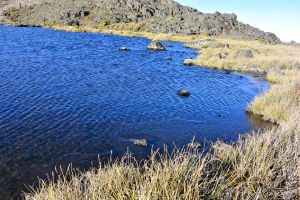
0 25 271 199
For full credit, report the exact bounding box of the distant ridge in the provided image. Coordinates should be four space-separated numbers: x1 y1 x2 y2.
0 0 281 44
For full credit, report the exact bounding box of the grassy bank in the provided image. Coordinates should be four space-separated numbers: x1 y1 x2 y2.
25 122 300 199
24 25 300 199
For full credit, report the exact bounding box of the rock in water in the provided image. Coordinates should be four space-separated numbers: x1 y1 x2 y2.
177 90 191 97
119 47 130 51
148 40 166 50
183 58 194 66
130 139 147 147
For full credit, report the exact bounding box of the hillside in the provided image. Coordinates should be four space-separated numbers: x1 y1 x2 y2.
0 0 280 44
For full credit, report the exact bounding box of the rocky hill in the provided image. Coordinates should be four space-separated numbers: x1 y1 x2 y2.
0 0 281 44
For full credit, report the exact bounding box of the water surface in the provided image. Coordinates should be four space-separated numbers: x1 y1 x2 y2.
0 26 268 199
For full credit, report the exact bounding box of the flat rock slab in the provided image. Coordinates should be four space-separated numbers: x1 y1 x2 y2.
130 139 148 147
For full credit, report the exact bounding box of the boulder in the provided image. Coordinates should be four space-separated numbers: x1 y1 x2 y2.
177 90 191 97
236 49 253 58
130 139 147 147
184 58 194 66
148 40 166 50
184 39 222 49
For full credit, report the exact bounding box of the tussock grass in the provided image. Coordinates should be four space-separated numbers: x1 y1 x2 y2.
248 82 300 124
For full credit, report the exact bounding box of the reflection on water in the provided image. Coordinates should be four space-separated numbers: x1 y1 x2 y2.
0 25 269 199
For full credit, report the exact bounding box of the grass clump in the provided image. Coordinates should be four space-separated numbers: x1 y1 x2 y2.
203 32 211 37
248 82 300 123
101 19 110 26
257 37 265 44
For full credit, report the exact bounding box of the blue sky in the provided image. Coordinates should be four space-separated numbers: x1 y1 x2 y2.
176 0 300 42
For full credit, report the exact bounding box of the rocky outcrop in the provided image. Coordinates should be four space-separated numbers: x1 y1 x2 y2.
0 0 281 44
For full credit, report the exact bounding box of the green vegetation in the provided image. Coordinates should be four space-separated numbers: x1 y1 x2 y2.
101 19 110 26
73 25 80 29
257 37 265 44
203 32 211 37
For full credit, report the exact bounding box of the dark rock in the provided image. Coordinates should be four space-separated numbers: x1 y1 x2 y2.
177 89 191 97
236 49 253 58
130 139 147 147
148 40 166 50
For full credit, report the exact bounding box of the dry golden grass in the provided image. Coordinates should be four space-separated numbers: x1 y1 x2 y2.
248 82 300 124
190 39 300 78
24 25 300 200
50 25 203 42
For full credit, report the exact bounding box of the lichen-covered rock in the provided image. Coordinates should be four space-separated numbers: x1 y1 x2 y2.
130 139 147 147
147 40 166 50
0 0 281 44
184 39 223 49
183 58 194 65
236 49 254 58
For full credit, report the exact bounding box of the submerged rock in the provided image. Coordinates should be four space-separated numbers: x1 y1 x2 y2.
148 40 166 50
177 90 191 97
119 47 130 51
130 139 147 147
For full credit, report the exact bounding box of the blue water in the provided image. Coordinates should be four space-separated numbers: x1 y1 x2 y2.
0 25 268 199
